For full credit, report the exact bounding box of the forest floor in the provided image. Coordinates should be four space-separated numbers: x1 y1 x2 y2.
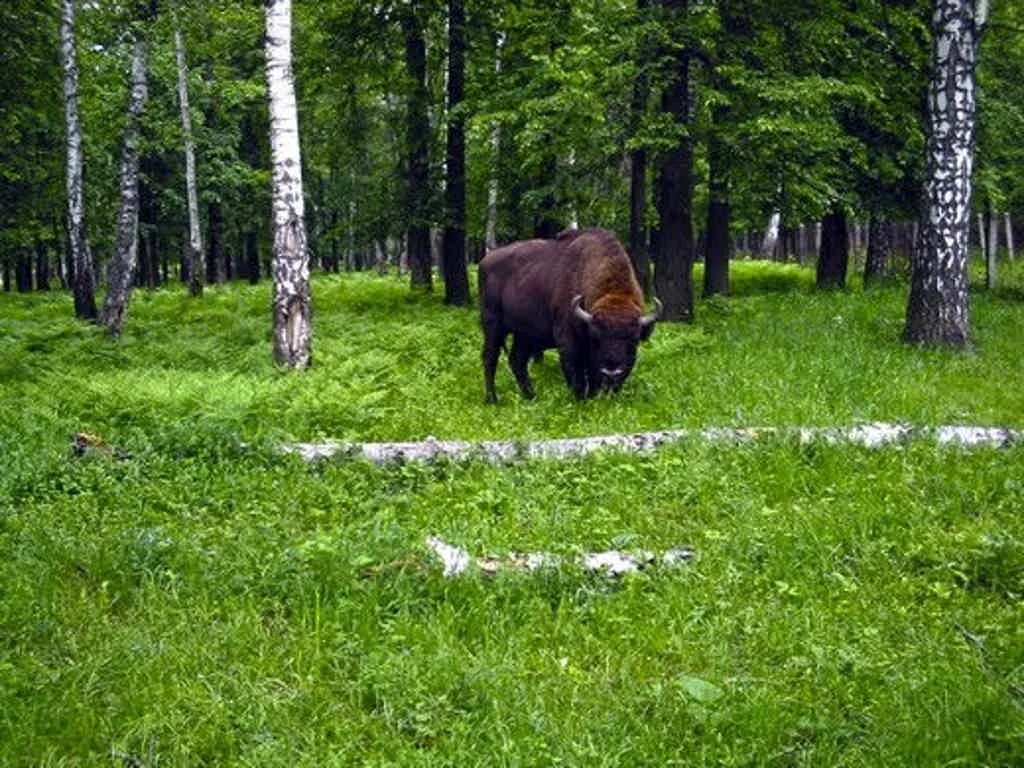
1 260 1023 765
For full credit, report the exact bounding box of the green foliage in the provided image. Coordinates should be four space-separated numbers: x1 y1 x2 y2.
2 265 1024 764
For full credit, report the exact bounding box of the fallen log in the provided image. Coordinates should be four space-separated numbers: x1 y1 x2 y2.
282 423 1022 465
425 536 696 578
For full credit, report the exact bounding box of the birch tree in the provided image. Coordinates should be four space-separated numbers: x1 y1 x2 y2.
905 0 988 346
175 23 203 297
101 14 150 337
484 32 505 253
265 0 311 368
60 0 96 320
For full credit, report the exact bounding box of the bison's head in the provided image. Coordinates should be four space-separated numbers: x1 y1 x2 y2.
572 295 661 392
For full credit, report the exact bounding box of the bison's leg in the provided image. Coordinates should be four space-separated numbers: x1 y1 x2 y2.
509 337 536 400
482 317 505 404
558 349 588 400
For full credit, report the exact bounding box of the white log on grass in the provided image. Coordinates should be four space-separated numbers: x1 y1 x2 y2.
60 0 96 320
175 25 204 297
283 423 1023 465
265 0 311 368
101 32 149 336
426 536 695 578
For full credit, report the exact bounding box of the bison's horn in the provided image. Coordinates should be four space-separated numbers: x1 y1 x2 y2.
640 297 663 327
571 295 594 325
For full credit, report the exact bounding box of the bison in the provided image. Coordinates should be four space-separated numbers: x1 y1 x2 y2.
479 227 661 402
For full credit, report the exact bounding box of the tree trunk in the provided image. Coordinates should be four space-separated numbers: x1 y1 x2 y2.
702 118 730 296
534 153 560 238
817 207 849 289
1005 213 1014 260
905 0 986 346
16 253 33 293
760 211 781 259
60 0 96 320
864 216 891 286
101 29 149 337
2 260 10 292
653 0 694 322
207 201 226 284
628 0 650 293
175 25 204 297
485 32 505 253
265 0 312 368
245 230 260 284
986 206 998 290
35 241 51 291
976 211 986 255
441 0 470 306
402 3 432 291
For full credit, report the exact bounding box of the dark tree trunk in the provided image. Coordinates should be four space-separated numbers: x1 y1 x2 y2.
15 253 33 292
138 229 151 287
864 216 891 286
817 207 849 289
703 121 730 297
148 230 160 287
402 3 432 291
35 242 51 291
653 0 694 321
534 153 560 239
442 0 470 306
207 201 226 284
628 0 650 293
905 0 986 346
245 230 260 284
2 260 10 292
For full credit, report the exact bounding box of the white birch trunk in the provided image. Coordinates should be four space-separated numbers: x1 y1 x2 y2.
60 0 96 320
265 0 311 368
977 212 986 256
175 25 204 297
485 32 505 253
760 211 780 258
101 31 148 336
1004 213 1014 260
566 148 580 230
905 0 985 346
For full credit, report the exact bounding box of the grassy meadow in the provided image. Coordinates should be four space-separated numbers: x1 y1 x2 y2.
1 260 1023 765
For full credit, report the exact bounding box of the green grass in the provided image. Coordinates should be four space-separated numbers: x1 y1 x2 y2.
2 260 1024 449
1 261 1023 765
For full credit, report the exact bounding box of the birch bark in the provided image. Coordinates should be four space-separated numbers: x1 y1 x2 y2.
265 0 312 368
485 32 505 253
905 0 987 345
1004 213 1014 260
60 0 97 320
101 31 149 336
175 25 204 296
760 211 780 259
